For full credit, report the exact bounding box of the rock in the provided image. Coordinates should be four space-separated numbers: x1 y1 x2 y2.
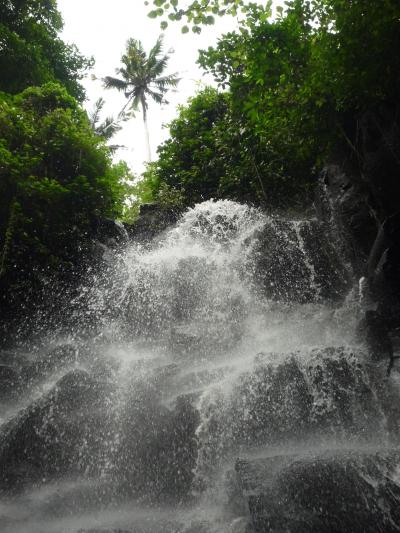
253 218 349 303
0 365 20 400
0 369 115 493
231 355 313 445
22 343 77 384
92 217 129 247
318 105 400 361
77 530 131 533
316 163 377 274
126 204 183 242
235 450 400 533
195 348 390 480
113 366 199 502
230 348 385 445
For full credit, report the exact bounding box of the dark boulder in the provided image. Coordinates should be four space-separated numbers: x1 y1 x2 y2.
253 218 349 303
0 365 20 400
21 343 77 385
113 364 199 502
230 348 385 446
235 450 400 533
126 204 183 242
316 163 377 274
195 348 390 480
92 217 129 247
317 105 400 364
0 369 115 492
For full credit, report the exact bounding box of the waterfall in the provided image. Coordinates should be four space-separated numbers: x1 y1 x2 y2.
0 199 399 533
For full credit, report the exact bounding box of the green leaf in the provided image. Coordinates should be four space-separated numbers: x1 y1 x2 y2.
160 20 168 29
181 25 189 33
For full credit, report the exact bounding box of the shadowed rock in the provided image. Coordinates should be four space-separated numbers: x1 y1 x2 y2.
0 369 115 493
235 450 400 533
0 365 21 400
113 365 200 502
253 218 349 303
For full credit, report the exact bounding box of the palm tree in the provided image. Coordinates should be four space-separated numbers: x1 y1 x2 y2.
89 97 125 152
103 36 179 162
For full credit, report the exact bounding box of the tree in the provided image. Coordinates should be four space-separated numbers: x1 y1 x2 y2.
0 83 129 280
147 0 400 211
149 88 230 205
145 0 265 34
103 36 179 162
88 97 125 152
0 0 92 100
144 87 314 209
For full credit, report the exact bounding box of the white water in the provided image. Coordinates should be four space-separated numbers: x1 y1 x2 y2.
0 199 398 533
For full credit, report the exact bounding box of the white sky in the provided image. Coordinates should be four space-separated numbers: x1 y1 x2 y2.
57 0 241 174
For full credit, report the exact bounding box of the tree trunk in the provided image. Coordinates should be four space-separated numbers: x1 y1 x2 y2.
141 94 151 162
0 198 19 279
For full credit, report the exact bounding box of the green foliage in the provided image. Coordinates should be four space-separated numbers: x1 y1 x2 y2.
149 88 230 205
145 0 269 34
121 163 185 222
198 1 327 178
0 0 93 100
147 86 313 208
200 0 400 132
0 84 129 275
308 0 400 110
147 0 400 210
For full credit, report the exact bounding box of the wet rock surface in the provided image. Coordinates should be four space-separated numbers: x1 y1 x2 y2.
235 450 400 533
319 105 400 368
0 365 21 400
127 204 183 242
0 369 115 492
253 218 349 302
1 200 400 531
197 348 390 463
114 364 199 502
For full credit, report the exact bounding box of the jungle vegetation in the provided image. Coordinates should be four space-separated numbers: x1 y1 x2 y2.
0 0 132 325
142 0 400 209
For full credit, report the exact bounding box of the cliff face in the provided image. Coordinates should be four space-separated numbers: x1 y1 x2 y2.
320 103 400 364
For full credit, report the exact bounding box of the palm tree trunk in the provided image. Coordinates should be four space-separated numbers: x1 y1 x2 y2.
140 94 151 162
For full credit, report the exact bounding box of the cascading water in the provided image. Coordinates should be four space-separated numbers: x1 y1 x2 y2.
1 199 400 533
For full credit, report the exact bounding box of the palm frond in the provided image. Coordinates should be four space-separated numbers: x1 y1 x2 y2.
96 116 122 141
122 94 141 117
146 89 165 105
153 73 180 89
149 55 168 76
147 35 164 65
108 143 126 153
102 76 128 91
88 97 105 127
